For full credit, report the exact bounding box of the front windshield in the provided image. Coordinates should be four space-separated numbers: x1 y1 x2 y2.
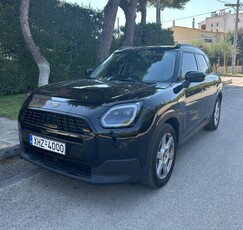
90 50 176 83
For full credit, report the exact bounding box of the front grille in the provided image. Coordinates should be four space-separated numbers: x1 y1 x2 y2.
25 145 91 176
20 109 91 135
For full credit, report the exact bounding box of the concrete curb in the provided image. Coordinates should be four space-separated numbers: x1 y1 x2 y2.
222 79 233 85
0 144 19 161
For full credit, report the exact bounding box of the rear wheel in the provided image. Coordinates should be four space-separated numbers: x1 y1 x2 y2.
205 97 221 130
142 124 177 189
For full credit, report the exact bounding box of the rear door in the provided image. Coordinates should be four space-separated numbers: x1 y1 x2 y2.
195 53 219 118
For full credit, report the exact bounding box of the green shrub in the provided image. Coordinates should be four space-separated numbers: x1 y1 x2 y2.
0 0 102 95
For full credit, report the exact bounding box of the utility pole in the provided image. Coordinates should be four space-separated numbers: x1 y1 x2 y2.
225 0 240 74
156 0 161 25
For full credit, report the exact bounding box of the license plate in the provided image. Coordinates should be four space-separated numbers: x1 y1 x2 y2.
29 134 66 155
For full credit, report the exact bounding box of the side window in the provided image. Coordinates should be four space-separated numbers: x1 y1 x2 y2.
204 55 212 72
196 54 210 74
181 52 198 80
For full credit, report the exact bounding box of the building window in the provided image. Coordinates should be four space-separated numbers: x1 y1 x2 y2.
201 24 206 30
211 24 213 27
216 22 219 26
204 38 213 43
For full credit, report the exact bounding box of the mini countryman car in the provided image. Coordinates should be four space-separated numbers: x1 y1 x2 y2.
18 44 223 188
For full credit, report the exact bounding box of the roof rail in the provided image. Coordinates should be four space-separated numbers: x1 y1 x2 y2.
175 44 196 48
118 46 133 50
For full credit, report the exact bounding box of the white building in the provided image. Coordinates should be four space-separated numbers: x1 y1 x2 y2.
198 9 243 33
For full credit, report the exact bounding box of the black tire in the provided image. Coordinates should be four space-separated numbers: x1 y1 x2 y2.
205 97 221 130
141 123 177 189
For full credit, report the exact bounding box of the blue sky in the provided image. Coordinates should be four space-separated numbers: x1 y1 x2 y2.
66 0 241 28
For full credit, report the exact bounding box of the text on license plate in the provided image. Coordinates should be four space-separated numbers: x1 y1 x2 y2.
29 134 66 155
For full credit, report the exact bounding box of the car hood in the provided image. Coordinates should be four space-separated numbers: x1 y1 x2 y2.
33 79 170 106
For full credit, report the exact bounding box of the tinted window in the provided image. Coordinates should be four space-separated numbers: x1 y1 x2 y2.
90 50 176 83
142 52 175 82
196 54 210 74
181 52 198 80
204 54 212 72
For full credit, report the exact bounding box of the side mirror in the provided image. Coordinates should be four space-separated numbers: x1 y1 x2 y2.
185 71 206 83
85 68 94 78
173 71 206 94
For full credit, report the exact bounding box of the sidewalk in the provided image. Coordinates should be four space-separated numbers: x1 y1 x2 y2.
0 76 241 161
221 76 243 87
0 118 19 160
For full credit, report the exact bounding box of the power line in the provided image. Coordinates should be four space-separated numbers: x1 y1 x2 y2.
217 0 231 4
217 0 243 8
217 0 243 4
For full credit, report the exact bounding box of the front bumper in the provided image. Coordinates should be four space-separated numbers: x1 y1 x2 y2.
19 146 145 184
18 107 152 184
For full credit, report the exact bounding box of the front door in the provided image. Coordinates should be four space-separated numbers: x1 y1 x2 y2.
181 52 206 135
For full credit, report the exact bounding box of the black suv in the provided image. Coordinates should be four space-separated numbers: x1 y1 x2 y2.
18 44 222 188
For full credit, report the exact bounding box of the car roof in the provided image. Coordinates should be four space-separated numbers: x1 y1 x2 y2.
116 44 205 55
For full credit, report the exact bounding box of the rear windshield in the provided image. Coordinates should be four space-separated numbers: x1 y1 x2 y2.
90 50 176 83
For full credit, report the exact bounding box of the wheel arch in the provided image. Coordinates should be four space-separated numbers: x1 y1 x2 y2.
164 117 180 144
218 91 223 101
155 110 181 144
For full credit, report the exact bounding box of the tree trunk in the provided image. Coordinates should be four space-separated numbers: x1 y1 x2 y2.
156 0 161 25
20 0 50 87
120 0 138 46
140 0 147 25
96 0 120 63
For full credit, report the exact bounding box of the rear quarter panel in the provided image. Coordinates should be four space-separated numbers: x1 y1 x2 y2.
204 73 223 118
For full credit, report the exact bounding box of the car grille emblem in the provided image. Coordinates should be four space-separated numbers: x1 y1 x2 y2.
50 102 60 108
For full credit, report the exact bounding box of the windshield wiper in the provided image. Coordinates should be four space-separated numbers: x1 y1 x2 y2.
107 76 141 83
119 78 141 83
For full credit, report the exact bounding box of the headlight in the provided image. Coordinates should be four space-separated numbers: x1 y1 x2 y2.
100 103 142 128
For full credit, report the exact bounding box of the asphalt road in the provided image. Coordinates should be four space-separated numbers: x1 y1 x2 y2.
1 83 243 230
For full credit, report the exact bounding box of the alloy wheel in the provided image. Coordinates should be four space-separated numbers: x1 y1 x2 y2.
156 133 175 180
214 100 221 127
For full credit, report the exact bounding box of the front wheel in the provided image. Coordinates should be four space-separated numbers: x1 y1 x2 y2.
142 124 177 189
205 97 221 130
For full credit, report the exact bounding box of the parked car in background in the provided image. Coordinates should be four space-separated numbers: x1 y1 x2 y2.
18 44 222 188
